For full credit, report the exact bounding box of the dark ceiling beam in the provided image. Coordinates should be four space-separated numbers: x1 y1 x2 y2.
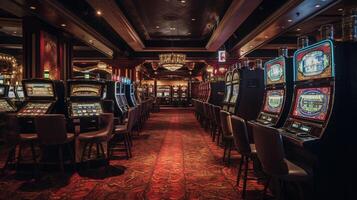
86 0 145 51
0 0 115 58
231 0 341 58
206 0 262 51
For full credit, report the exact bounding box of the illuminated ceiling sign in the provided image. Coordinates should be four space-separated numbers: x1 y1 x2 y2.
218 50 226 63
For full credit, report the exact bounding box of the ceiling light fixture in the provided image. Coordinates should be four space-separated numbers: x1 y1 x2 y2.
96 10 102 15
338 8 343 12
169 27 176 31
181 0 186 3
156 26 160 29
61 24 66 27
288 19 293 22
159 53 186 71
191 18 196 21
296 28 301 31
29 6 36 10
315 4 321 8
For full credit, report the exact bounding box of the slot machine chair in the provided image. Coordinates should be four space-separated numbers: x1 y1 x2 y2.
113 108 136 159
231 115 258 199
212 105 222 145
1 114 39 175
220 110 234 164
35 114 75 172
77 113 114 169
250 122 311 199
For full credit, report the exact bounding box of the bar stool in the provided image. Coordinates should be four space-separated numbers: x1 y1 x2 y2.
1 114 39 175
77 113 114 170
231 115 258 199
35 114 75 173
219 110 234 164
112 108 136 159
250 122 311 199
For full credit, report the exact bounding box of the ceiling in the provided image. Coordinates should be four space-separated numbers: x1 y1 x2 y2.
116 0 232 47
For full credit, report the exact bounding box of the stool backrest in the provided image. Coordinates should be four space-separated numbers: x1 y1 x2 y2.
249 122 288 176
35 114 68 145
220 110 232 137
99 113 114 140
213 105 221 126
230 115 251 155
127 107 136 131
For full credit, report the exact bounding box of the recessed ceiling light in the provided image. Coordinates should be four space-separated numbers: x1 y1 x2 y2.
89 39 93 43
169 27 176 31
187 32 191 35
96 10 102 15
181 0 186 3
61 24 66 27
13 31 17 34
338 8 343 12
249 45 253 48
191 18 196 21
156 26 160 29
315 4 321 8
288 19 293 22
264 35 269 38
29 6 36 10
296 28 301 31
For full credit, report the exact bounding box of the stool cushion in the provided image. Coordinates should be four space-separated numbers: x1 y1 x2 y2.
77 131 108 142
280 159 310 181
115 124 127 133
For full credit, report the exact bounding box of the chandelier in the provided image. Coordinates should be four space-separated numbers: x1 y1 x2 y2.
159 53 186 71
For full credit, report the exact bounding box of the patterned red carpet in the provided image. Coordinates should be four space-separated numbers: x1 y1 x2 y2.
0 108 264 200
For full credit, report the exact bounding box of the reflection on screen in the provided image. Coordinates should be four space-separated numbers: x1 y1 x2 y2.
292 87 330 121
71 84 101 97
263 90 284 114
8 86 15 98
16 86 24 98
229 84 239 103
0 87 4 96
25 83 54 97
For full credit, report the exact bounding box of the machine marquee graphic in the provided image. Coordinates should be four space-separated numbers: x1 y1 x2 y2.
263 90 284 113
265 56 285 85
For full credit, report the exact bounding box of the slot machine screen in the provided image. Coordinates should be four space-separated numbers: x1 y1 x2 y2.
164 92 170 97
295 40 334 81
70 102 103 117
70 84 102 97
25 83 54 97
292 87 331 121
0 99 15 112
265 57 285 85
8 86 15 98
224 85 231 102
16 86 24 98
229 84 239 103
263 89 284 114
17 102 51 116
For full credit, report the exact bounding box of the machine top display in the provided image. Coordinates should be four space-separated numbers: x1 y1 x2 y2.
294 39 335 82
70 84 102 97
25 83 54 97
264 56 286 85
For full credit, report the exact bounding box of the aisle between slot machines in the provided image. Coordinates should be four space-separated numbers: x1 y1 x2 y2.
253 54 294 127
66 79 108 162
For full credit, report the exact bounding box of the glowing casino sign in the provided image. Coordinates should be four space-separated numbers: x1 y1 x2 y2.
293 87 330 121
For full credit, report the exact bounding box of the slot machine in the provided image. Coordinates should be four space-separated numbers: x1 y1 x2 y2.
67 79 105 132
228 64 264 120
0 84 17 113
172 85 179 105
17 79 65 132
180 85 188 105
207 81 225 106
104 80 128 122
222 70 233 111
276 38 357 198
254 56 293 127
125 82 138 107
120 82 130 109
